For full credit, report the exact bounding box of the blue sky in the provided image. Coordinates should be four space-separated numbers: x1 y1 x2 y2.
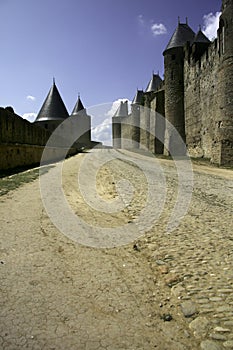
0 0 221 143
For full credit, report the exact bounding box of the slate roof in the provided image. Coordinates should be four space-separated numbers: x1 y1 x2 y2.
145 74 163 93
113 101 128 117
164 23 195 52
35 81 69 122
132 90 144 104
193 30 210 44
71 95 85 115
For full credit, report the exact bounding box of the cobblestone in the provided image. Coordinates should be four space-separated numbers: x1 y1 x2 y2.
0 149 233 349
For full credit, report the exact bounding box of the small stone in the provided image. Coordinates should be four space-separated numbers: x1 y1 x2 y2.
133 244 140 251
159 265 169 274
214 327 230 332
223 341 233 348
171 284 185 297
161 314 173 322
209 297 223 302
58 246 64 253
201 340 223 350
189 316 210 338
181 301 197 317
216 306 232 313
165 273 180 287
210 333 227 341
156 260 165 265
218 289 232 294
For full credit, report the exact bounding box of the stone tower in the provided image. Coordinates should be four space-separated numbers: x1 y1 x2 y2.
34 80 69 132
163 20 195 154
112 101 129 148
131 89 144 148
216 0 233 164
70 95 92 147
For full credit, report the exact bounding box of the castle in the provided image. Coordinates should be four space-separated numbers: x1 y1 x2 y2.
112 0 233 166
0 81 99 171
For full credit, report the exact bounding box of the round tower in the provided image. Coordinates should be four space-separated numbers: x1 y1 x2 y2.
131 90 144 148
163 20 195 155
216 0 233 164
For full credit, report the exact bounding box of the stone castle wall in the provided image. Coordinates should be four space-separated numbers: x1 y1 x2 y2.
113 0 233 166
0 108 77 171
184 40 221 161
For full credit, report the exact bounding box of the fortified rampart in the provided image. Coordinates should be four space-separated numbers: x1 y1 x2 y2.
112 0 233 166
0 108 77 171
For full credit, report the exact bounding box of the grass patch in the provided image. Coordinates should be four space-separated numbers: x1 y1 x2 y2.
0 165 54 196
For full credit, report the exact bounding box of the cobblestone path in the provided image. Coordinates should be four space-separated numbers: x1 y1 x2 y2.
0 149 232 350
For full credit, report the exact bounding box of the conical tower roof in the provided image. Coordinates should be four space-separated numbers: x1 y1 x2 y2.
132 90 144 104
145 74 162 93
71 95 85 115
164 22 195 53
193 29 210 44
113 101 128 117
35 80 69 122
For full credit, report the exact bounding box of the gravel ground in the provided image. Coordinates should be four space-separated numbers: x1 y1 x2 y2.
0 149 232 350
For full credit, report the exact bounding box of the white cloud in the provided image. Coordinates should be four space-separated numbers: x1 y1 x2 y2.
203 12 221 40
26 95 36 101
91 99 131 146
92 116 112 146
137 15 167 37
22 112 37 122
151 23 167 36
106 98 130 118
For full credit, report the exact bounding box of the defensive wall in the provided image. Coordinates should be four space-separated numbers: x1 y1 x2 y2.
112 0 233 166
0 108 77 171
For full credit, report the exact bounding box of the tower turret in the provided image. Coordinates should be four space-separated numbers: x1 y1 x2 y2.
131 89 144 148
70 95 91 147
215 0 233 164
34 80 69 132
112 101 129 149
163 20 195 154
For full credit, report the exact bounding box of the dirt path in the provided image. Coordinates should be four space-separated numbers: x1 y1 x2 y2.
0 149 233 350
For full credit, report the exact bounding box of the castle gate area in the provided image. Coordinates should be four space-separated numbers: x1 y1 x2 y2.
0 149 233 350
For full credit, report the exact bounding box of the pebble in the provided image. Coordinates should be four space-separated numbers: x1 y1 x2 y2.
214 327 231 333
171 284 185 297
159 265 169 274
165 273 180 287
218 289 232 294
210 297 223 302
180 301 197 317
223 340 233 348
210 333 228 341
189 316 210 338
156 260 165 266
201 340 223 350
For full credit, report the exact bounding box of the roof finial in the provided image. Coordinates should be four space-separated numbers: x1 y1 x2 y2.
199 24 201 31
186 17 188 25
78 92 80 98
53 77 55 85
178 16 180 24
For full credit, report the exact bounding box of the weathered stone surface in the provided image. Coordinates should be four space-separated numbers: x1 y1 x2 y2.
214 327 231 333
223 340 233 348
200 340 223 350
189 316 210 338
171 284 185 297
181 301 197 317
